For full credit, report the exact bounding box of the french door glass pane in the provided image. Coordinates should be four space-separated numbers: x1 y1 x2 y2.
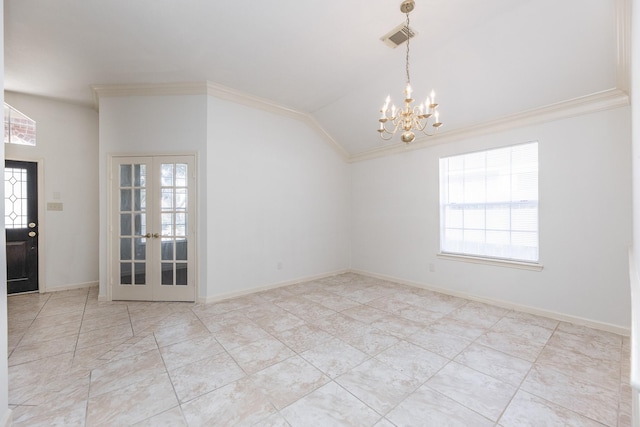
161 263 173 285
134 262 146 285
176 263 187 286
119 163 147 286
120 263 132 285
161 164 174 186
161 238 173 260
159 163 188 288
120 214 131 235
120 165 132 187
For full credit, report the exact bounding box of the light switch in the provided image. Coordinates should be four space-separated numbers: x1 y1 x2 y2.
47 202 63 211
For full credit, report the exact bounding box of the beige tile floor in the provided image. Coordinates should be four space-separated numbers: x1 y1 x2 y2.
6 273 632 426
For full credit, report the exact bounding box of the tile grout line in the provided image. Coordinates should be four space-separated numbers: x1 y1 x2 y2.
150 331 190 426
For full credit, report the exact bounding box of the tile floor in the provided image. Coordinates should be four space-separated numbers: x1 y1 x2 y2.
6 273 632 426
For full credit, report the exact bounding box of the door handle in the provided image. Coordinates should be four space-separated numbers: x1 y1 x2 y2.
28 231 36 238
136 233 159 238
28 222 37 229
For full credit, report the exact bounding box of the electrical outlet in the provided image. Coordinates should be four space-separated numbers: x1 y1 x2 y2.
277 261 283 270
428 263 435 272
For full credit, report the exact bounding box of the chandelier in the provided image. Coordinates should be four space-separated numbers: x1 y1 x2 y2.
378 0 442 144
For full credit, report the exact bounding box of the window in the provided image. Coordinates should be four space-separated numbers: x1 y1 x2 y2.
4 103 36 146
439 142 538 263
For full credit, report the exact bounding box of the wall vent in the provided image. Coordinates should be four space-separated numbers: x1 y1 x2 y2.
381 23 416 48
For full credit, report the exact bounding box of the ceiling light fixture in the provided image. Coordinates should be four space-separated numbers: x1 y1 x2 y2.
378 0 443 144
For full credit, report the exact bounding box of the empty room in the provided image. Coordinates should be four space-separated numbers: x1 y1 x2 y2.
1 0 640 426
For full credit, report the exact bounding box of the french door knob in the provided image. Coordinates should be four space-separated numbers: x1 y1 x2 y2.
28 231 36 238
28 222 36 229
153 233 160 238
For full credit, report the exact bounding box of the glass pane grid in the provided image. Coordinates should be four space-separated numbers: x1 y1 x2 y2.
159 163 188 286
119 164 147 286
440 143 539 263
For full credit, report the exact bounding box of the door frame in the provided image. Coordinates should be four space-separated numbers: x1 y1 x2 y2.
5 157 46 294
106 152 198 302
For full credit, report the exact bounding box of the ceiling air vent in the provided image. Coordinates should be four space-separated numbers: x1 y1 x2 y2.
381 23 417 48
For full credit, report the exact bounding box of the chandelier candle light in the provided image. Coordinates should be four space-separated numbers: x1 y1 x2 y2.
378 0 442 144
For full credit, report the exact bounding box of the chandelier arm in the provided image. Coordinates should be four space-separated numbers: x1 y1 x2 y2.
419 127 438 137
414 118 428 132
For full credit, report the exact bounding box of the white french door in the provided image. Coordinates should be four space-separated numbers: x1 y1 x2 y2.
111 155 196 301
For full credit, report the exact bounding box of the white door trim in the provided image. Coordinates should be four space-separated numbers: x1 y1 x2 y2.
107 153 198 302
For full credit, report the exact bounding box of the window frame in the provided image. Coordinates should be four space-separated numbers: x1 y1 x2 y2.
438 141 542 270
4 103 37 146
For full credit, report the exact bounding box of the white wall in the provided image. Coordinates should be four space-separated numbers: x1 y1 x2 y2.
632 0 640 287
98 94 350 301
630 0 640 422
352 106 632 330
98 94 208 299
0 0 10 424
4 92 99 292
206 97 350 297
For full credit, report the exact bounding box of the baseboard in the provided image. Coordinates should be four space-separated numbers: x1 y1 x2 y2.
43 281 98 293
1 408 12 427
350 269 630 336
197 269 349 304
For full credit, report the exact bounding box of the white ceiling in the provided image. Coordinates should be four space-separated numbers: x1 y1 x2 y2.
5 0 620 156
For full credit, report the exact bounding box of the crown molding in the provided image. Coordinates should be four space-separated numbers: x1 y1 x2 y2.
350 88 630 163
91 81 349 161
91 82 208 109
349 0 631 162
205 82 350 160
615 0 631 93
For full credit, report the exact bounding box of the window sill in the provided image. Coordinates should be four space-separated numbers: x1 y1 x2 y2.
437 253 544 271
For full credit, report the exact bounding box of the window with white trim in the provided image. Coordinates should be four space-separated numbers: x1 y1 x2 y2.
4 103 36 146
439 142 539 263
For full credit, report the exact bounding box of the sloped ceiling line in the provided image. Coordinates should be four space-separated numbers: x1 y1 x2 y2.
91 0 630 164
91 81 350 161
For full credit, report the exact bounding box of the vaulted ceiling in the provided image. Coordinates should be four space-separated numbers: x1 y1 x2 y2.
4 0 623 157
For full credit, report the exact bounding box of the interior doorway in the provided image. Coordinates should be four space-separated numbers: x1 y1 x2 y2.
5 160 39 294
110 155 196 302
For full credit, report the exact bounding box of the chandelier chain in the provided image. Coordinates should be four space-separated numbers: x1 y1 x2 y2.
405 11 411 85
377 0 443 143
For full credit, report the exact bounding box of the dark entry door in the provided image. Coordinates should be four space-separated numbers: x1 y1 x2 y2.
5 160 38 294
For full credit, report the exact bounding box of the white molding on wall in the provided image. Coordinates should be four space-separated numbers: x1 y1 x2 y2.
351 268 630 336
616 0 631 93
437 253 544 272
350 88 630 163
204 82 350 160
39 281 98 293
351 0 631 162
196 269 349 304
91 82 207 109
91 83 630 165
91 82 350 161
